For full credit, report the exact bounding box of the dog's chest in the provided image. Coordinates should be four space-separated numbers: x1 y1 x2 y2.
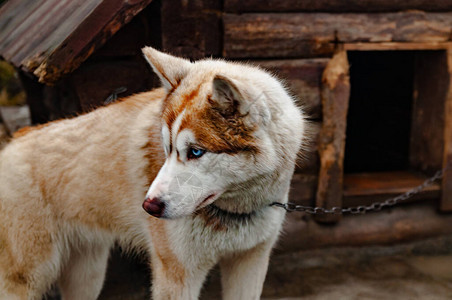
167 208 284 261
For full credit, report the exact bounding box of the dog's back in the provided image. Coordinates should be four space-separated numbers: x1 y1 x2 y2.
0 89 165 299
0 47 306 300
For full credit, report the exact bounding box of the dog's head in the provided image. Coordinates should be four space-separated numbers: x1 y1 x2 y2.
141 47 304 219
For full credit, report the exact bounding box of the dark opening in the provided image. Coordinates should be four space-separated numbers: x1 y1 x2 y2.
344 51 415 173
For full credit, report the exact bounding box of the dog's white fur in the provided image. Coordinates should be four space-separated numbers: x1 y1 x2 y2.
0 47 305 299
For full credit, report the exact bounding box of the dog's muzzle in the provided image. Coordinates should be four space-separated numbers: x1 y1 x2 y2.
143 197 165 218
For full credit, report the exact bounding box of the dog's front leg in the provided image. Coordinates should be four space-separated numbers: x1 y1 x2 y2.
150 252 211 300
219 239 275 300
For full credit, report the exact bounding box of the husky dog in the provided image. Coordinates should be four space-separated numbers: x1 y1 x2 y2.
0 47 305 299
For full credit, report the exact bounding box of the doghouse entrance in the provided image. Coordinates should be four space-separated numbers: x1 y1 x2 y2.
344 51 414 173
316 46 452 222
341 50 448 206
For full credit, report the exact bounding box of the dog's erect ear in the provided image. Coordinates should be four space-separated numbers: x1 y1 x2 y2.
142 47 191 90
210 74 270 125
211 74 271 124
211 75 247 117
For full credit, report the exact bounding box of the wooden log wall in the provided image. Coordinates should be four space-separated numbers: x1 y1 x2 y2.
410 51 449 173
223 12 452 58
85 1 451 212
161 0 222 59
224 0 452 13
442 46 452 211
315 51 350 222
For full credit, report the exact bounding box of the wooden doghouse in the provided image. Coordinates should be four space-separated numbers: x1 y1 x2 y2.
0 0 161 122
221 3 452 222
1 0 452 297
1 0 452 228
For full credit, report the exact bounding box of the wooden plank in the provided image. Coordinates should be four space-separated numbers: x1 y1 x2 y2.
70 59 153 112
442 46 452 212
17 71 49 124
281 203 452 252
161 0 221 59
343 171 441 207
288 174 317 205
31 0 153 84
344 42 452 51
254 59 328 118
410 51 448 173
225 0 452 13
223 12 452 58
344 172 441 197
7 0 102 68
315 51 350 223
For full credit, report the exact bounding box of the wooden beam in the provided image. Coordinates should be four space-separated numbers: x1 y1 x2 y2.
280 203 452 252
31 0 154 84
225 0 452 13
344 42 452 51
343 171 441 207
441 46 452 212
410 51 448 174
161 0 221 59
315 51 350 223
289 174 317 206
223 12 452 58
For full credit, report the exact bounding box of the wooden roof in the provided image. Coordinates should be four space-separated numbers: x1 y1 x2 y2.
0 0 152 84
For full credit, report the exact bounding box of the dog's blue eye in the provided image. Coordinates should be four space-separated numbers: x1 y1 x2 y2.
188 147 205 159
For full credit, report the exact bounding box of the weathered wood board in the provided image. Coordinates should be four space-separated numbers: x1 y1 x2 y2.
0 0 153 84
161 0 222 59
410 51 448 173
315 51 350 222
442 47 452 212
224 12 452 58
343 171 441 207
225 0 452 13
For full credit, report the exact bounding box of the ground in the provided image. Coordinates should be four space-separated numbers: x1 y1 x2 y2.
97 234 452 299
201 235 452 300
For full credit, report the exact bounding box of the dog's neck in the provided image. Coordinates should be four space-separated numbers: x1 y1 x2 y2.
193 170 291 229
208 203 258 221
195 202 266 231
212 169 291 214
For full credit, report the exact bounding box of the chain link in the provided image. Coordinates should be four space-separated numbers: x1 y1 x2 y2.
271 166 448 215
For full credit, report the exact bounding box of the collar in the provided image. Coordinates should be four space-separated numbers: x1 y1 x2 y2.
195 204 259 230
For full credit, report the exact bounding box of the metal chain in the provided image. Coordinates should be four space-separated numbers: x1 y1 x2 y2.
271 167 447 215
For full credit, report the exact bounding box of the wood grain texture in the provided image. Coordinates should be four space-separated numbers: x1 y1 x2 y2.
410 51 448 173
33 0 153 84
344 42 452 51
281 203 452 252
161 0 221 59
224 0 452 13
0 0 153 84
343 171 441 207
442 46 452 211
223 12 452 58
315 51 350 223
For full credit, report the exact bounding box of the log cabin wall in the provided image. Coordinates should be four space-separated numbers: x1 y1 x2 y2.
16 0 163 123
7 0 452 223
2 1 451 297
160 0 452 218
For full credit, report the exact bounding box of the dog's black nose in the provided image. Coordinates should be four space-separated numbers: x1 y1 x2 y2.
143 197 165 218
